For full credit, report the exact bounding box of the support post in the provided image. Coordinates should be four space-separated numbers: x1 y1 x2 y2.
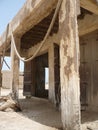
0 56 2 95
10 36 20 100
48 44 55 103
59 0 81 130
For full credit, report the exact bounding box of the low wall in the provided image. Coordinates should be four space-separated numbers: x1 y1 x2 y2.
2 70 24 89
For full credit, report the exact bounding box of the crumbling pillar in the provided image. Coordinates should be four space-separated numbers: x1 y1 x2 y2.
48 43 55 103
0 56 2 95
59 0 81 130
10 36 20 100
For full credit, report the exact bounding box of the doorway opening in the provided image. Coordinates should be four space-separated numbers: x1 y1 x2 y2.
45 67 49 90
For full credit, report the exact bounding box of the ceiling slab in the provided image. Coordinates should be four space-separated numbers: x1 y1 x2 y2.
80 0 98 15
79 14 98 36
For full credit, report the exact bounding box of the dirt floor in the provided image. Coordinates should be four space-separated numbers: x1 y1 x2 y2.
0 88 62 130
0 88 98 130
81 111 98 130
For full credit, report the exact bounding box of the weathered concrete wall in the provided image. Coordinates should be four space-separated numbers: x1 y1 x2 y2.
2 71 23 89
80 30 98 111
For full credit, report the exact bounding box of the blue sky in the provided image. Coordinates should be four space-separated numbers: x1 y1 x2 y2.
0 0 26 34
0 0 26 71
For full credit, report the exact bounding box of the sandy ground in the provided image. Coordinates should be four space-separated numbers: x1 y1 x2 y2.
0 88 62 130
19 98 62 129
0 112 59 130
81 111 98 130
1 88 98 130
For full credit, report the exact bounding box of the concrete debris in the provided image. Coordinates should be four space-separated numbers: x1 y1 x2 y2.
0 94 21 112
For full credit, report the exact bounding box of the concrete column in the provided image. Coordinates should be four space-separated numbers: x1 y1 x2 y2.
0 56 2 95
59 0 81 130
48 43 55 103
10 36 20 100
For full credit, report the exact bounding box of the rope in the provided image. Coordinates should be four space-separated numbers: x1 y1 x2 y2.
11 0 62 62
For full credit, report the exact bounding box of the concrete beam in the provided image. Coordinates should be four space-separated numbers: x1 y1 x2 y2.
78 14 98 36
0 0 98 56
27 34 59 58
80 0 98 15
0 0 57 52
2 13 98 59
22 13 98 58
